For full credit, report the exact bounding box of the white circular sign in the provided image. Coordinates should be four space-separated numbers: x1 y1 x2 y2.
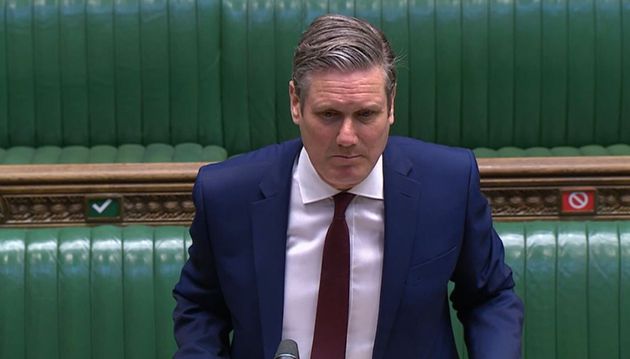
568 192 589 209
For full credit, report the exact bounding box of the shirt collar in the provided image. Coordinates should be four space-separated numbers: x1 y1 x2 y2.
295 147 384 204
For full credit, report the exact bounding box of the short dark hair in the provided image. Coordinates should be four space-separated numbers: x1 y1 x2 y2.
292 14 397 106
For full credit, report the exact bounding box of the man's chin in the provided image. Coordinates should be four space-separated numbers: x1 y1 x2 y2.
324 171 366 191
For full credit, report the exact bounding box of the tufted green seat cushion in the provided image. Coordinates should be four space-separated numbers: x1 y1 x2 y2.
473 143 630 158
0 143 228 164
1 222 629 358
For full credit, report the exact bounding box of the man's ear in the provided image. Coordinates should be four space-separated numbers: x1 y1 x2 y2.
388 86 396 125
288 80 301 125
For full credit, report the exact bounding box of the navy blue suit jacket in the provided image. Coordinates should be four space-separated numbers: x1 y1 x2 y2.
173 136 523 358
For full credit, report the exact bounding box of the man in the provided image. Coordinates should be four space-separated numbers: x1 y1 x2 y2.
173 14 523 359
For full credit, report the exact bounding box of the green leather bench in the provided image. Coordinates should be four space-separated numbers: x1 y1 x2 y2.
0 144 228 164
0 226 191 359
473 144 630 158
2 142 630 164
1 0 629 161
1 222 629 358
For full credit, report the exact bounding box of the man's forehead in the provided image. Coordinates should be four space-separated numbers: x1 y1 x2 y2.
303 66 388 85
300 67 389 101
308 86 387 109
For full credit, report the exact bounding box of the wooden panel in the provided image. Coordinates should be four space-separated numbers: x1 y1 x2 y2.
1 157 630 226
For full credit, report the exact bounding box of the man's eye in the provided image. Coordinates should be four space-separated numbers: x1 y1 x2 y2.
357 110 375 119
320 111 337 119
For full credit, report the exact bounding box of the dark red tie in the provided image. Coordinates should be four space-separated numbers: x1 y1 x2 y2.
311 192 355 359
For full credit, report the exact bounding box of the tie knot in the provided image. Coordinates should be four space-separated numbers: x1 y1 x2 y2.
333 192 355 219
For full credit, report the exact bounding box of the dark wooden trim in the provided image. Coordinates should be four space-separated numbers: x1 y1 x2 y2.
2 157 630 226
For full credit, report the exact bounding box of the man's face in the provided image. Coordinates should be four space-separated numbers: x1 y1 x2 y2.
289 67 395 190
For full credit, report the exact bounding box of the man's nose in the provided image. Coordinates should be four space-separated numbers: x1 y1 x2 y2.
337 118 358 147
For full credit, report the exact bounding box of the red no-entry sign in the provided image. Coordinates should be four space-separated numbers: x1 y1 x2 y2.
561 189 596 214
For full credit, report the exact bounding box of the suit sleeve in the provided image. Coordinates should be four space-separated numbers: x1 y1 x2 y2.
450 150 524 359
173 174 233 358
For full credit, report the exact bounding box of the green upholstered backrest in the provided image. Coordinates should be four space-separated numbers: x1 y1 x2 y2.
1 0 629 156
1 222 629 358
0 226 192 359
452 221 630 358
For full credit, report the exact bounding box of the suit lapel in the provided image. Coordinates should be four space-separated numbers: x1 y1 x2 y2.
251 140 301 359
372 143 422 359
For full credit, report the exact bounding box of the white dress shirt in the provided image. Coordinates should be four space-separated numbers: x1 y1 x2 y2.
282 148 385 359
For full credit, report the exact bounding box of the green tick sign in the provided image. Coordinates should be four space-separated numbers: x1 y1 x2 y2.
86 197 121 221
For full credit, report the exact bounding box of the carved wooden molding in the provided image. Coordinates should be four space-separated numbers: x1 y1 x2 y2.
123 194 195 222
3 195 84 223
0 163 200 226
1 157 630 226
477 156 630 220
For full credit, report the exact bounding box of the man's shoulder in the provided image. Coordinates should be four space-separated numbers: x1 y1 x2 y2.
195 138 302 188
386 136 474 168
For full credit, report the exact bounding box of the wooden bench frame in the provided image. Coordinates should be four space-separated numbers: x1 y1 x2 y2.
1 157 630 226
